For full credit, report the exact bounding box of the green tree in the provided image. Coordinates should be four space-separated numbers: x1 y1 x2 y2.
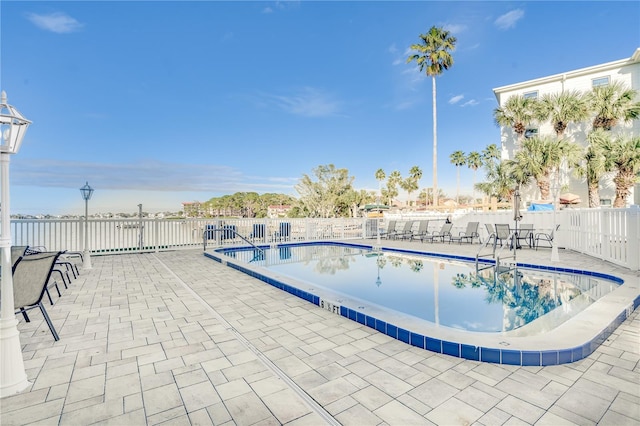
466 151 483 203
537 90 589 137
418 187 446 207
400 166 423 208
586 81 640 130
407 26 457 208
386 170 402 207
493 94 539 143
295 164 354 218
345 189 375 217
601 134 640 207
512 136 582 200
475 162 516 201
580 130 609 208
449 150 466 204
482 143 501 169
375 168 386 206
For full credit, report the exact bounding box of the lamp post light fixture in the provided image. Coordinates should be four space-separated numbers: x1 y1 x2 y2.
80 182 94 269
0 90 32 397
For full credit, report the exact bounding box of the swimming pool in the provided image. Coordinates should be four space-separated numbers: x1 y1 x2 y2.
205 242 636 366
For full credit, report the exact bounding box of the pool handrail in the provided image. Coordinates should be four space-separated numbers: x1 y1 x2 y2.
203 227 265 254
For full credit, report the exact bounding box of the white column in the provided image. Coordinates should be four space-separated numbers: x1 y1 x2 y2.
0 153 30 397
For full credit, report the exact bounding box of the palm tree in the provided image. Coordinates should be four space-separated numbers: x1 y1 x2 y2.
475 162 516 201
512 136 582 200
402 166 423 208
493 94 539 143
586 81 640 130
582 129 610 207
466 151 483 204
407 26 457 208
386 170 402 207
449 150 466 205
537 90 589 137
482 143 501 169
375 168 386 206
602 134 640 207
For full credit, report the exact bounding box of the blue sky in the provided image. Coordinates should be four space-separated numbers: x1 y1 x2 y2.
2 1 639 215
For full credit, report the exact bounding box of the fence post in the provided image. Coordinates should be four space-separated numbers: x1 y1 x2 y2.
628 206 639 271
154 219 159 253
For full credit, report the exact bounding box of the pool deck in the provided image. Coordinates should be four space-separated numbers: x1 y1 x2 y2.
1 241 639 425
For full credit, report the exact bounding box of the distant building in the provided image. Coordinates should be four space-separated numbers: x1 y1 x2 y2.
493 48 640 207
182 201 203 218
267 205 292 218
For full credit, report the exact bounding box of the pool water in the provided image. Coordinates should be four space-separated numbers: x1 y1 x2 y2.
220 244 620 333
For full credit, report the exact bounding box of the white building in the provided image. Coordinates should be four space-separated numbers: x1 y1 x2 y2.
493 48 640 207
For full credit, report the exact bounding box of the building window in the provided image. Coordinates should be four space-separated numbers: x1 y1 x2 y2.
523 91 538 99
524 128 538 139
600 198 612 206
592 76 610 88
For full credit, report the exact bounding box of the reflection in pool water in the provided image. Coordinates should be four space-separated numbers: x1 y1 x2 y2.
220 244 619 333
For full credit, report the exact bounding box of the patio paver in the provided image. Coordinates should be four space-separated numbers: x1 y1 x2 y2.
0 241 638 425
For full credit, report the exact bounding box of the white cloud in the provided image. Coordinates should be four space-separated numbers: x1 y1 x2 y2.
12 158 297 193
26 12 84 34
495 9 525 30
461 99 479 107
262 7 273 14
449 94 464 104
261 87 342 117
442 23 467 34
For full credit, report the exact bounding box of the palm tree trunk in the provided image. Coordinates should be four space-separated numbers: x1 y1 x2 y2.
613 170 634 207
587 181 600 208
538 174 551 200
456 166 460 205
472 170 477 206
432 76 438 207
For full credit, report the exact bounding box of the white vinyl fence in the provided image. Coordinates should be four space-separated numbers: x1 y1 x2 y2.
8 207 640 270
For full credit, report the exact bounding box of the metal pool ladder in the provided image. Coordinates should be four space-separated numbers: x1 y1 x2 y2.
475 230 518 275
203 228 265 255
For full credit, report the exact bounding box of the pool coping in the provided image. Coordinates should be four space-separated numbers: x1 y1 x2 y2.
204 241 640 366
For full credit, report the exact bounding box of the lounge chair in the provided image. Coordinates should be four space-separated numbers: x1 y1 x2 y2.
408 220 430 241
274 222 291 242
450 222 480 244
250 223 266 241
424 222 453 243
379 220 397 239
535 224 560 250
390 221 414 240
12 251 64 341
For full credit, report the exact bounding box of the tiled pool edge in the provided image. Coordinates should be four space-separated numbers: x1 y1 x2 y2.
204 243 638 367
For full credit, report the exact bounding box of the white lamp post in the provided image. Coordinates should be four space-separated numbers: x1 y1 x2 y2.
377 181 382 245
79 182 94 269
0 90 32 397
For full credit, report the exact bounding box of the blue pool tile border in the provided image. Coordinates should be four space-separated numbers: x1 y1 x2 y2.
205 242 637 366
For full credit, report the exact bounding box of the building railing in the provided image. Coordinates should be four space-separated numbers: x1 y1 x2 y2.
8 206 639 271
